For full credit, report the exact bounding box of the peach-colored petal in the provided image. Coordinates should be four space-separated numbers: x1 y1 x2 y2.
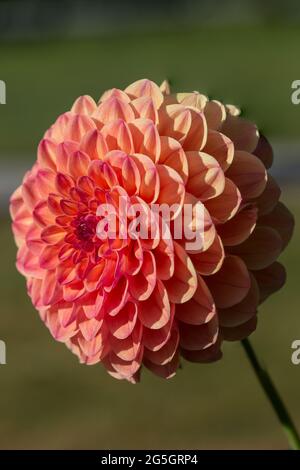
176 273 216 325
80 129 109 160
158 104 192 143
156 164 185 218
125 79 164 108
159 136 188 184
177 92 207 111
160 80 171 95
182 107 207 151
138 279 170 329
186 151 225 201
205 178 241 223
144 327 179 365
93 96 135 125
71 95 97 115
108 301 138 340
164 242 197 303
203 130 234 171
191 233 224 276
110 321 143 361
153 237 174 281
226 150 267 200
101 119 134 154
128 251 156 301
204 100 226 130
129 118 161 163
131 96 158 123
37 138 58 171
130 153 160 203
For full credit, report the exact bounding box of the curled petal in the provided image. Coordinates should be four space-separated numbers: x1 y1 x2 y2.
101 119 134 154
143 351 179 379
257 202 295 251
131 153 160 203
255 174 281 216
186 151 225 201
159 136 188 184
125 79 164 108
138 279 170 329
159 104 192 144
177 92 207 110
100 88 131 103
93 96 135 125
68 150 90 178
221 114 259 153
156 164 185 219
253 261 286 303
191 234 224 276
108 301 138 339
110 321 143 361
205 178 241 223
229 226 282 270
131 96 158 123
164 242 197 304
71 95 97 115
206 255 251 309
226 150 267 200
128 251 156 301
129 118 161 163
218 273 259 327
153 237 174 281
203 130 234 171
217 205 257 246
179 315 218 351
80 129 109 160
204 100 226 130
253 134 273 169
37 138 57 171
181 339 222 363
176 273 216 325
221 316 257 341
109 348 143 379
182 107 207 151
144 327 179 365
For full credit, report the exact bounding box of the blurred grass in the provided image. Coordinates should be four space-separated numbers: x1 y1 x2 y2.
0 188 299 449
0 24 300 160
0 23 300 449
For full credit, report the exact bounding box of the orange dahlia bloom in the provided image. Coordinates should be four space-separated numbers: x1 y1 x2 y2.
10 79 294 382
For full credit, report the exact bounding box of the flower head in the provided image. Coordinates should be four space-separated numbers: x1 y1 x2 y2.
10 79 294 382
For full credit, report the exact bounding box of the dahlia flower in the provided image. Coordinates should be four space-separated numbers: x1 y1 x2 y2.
10 79 294 383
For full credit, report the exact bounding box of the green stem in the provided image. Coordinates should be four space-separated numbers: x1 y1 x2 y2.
241 338 300 450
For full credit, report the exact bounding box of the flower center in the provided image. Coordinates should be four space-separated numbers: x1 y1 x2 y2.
74 214 98 243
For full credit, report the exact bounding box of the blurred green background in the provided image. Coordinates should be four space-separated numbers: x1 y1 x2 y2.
0 0 300 450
